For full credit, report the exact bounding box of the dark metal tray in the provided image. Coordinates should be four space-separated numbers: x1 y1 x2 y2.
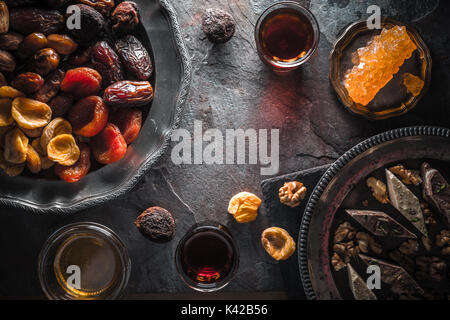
0 0 191 213
298 126 450 299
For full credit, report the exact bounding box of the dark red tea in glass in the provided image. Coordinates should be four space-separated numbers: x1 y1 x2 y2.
255 1 320 72
175 223 239 292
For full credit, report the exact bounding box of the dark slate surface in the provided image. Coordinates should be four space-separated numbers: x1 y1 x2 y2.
1 0 450 298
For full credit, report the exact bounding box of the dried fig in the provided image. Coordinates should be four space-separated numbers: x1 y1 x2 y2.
10 7 64 35
11 73 44 95
47 134 80 166
11 97 52 129
0 32 23 50
91 123 127 164
61 67 102 100
55 143 91 182
103 80 153 108
115 35 152 80
68 4 105 44
0 1 9 34
68 96 108 137
26 144 41 173
0 98 12 126
34 69 65 103
40 117 72 153
91 41 124 85
4 127 28 164
28 48 60 77
47 34 78 56
111 1 140 34
0 50 16 73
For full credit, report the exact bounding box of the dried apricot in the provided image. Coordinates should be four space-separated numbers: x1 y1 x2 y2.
103 80 153 108
0 151 25 177
40 117 72 153
61 67 102 100
0 86 25 99
26 144 41 173
261 227 296 261
228 191 261 223
11 97 52 129
47 134 80 166
31 138 54 169
0 98 13 126
4 128 28 164
55 143 91 182
91 123 127 164
110 108 142 144
68 96 108 137
21 126 43 138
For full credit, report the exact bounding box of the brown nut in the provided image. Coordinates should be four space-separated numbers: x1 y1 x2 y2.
11 97 52 129
40 117 72 153
0 1 9 34
47 34 78 55
261 227 296 261
18 33 47 59
278 181 307 208
367 177 390 204
46 133 80 166
26 143 41 173
0 86 24 99
228 191 261 223
11 72 44 95
0 49 16 73
28 48 60 76
0 98 13 126
0 32 23 50
4 127 28 164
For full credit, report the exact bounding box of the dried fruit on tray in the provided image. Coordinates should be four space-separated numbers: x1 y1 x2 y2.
11 97 52 129
403 73 424 97
261 227 296 261
55 143 91 183
46 133 80 166
344 26 417 106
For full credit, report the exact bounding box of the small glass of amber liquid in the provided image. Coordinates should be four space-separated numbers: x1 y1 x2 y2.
38 222 131 300
255 1 320 72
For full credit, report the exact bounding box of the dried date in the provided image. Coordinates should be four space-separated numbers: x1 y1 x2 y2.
111 1 140 34
28 48 60 76
91 41 124 86
68 4 105 44
34 69 65 103
0 49 16 73
0 32 23 50
76 0 115 17
47 34 78 56
11 73 44 95
0 1 9 34
103 80 153 108
115 35 152 80
10 7 64 35
4 0 40 7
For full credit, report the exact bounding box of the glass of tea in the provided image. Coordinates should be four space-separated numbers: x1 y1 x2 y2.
175 222 239 292
38 222 131 300
255 1 320 72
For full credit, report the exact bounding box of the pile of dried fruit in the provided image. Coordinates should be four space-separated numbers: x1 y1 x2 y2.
0 1 153 182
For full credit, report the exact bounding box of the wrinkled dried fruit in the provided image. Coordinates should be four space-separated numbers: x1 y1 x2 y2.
69 96 108 137
0 32 23 50
103 80 153 107
11 73 44 95
10 7 64 35
67 46 92 66
0 72 6 86
261 227 296 261
110 108 141 144
47 34 78 55
0 86 24 99
40 117 72 153
48 93 73 118
68 4 105 44
202 8 236 44
11 97 52 129
92 41 124 85
228 191 261 223
4 128 28 164
31 138 54 169
0 150 25 176
91 123 127 164
26 144 41 173
18 33 47 59
115 35 152 80
76 0 115 17
0 50 16 73
111 1 140 34
47 134 80 166
34 69 65 103
278 181 307 208
61 67 102 100
135 206 175 243
0 1 9 34
21 126 43 138
0 98 12 126
55 143 90 182
28 48 60 76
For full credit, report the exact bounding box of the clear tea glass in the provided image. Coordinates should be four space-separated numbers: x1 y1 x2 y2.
255 1 320 72
38 222 131 300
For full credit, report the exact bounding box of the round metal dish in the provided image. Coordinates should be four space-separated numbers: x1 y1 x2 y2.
329 18 431 120
298 126 450 299
0 0 191 213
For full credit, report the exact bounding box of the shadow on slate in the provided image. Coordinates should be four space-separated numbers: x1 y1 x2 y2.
260 164 330 299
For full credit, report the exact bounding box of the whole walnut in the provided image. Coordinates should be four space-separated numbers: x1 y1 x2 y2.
278 181 307 208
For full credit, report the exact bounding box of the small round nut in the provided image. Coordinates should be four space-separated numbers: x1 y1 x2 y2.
228 191 261 223
135 206 175 243
278 181 307 208
261 227 296 261
202 8 236 44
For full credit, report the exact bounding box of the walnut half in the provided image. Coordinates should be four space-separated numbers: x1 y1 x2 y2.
278 181 307 208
